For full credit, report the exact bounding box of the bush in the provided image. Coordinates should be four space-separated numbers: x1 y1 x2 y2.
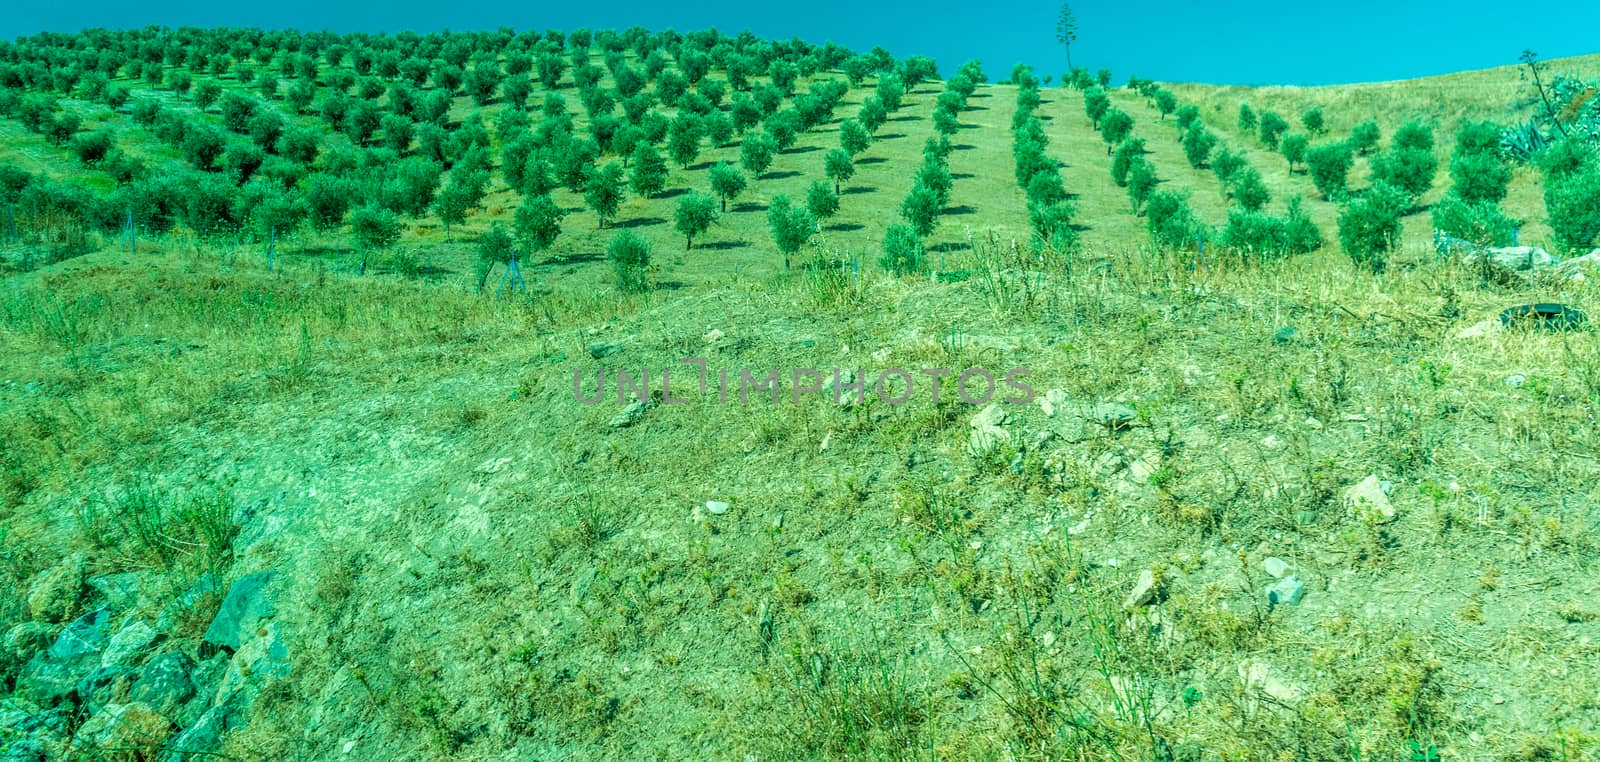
1028 199 1078 250
1349 121 1381 155
1219 206 1289 259
350 204 401 252
880 223 925 275
1281 133 1309 171
1431 191 1516 247
1450 152 1511 204
675 191 719 249
1370 146 1437 201
1229 165 1270 211
1284 197 1323 254
1258 111 1288 148
1111 138 1145 187
1544 166 1600 253
1211 146 1246 185
1145 190 1202 250
607 230 653 293
1338 182 1409 272
1181 125 1215 169
1302 106 1324 134
1306 142 1354 199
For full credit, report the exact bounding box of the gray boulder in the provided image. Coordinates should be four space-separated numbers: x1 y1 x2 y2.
19 608 110 705
202 572 276 652
131 650 198 718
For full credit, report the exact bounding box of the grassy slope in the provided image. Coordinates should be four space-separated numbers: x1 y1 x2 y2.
4 47 1600 760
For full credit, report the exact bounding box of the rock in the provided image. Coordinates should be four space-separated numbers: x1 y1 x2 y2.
1090 402 1137 431
1505 374 1526 389
203 572 276 653
19 608 111 706
1123 569 1158 610
156 573 222 635
4 623 57 662
1454 318 1502 339
1480 245 1559 272
1035 388 1068 417
703 328 724 344
1343 474 1396 524
131 651 196 718
73 701 175 757
26 554 86 623
76 665 136 714
1238 659 1303 704
586 341 620 359
0 738 45 762
1266 576 1306 606
704 500 730 515
162 704 235 761
1553 248 1600 281
86 571 147 611
967 404 1011 457
214 622 290 711
1272 326 1298 345
1261 557 1291 579
608 400 651 429
102 619 159 668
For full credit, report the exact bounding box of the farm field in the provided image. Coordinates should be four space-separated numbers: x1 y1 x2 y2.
2 25 1600 760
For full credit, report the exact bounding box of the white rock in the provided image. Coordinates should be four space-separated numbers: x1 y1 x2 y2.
1266 576 1305 606
1036 388 1069 417
1261 557 1291 579
703 328 724 344
1344 475 1396 524
967 404 1011 456
1505 374 1526 389
705 500 730 515
1123 569 1157 609
1454 319 1502 339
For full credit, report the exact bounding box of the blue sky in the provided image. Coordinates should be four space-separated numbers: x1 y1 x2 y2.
6 0 1598 86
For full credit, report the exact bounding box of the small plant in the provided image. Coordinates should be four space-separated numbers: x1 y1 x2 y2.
607 231 652 294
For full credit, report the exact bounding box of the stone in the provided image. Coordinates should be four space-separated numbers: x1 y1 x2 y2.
1267 576 1306 606
102 619 159 668
1238 659 1303 704
214 622 290 711
131 651 197 718
1553 248 1600 281
1261 557 1291 579
162 704 235 761
967 404 1010 457
73 701 175 757
704 500 730 515
1123 569 1158 610
703 328 724 344
1505 374 1526 389
4 623 57 662
1035 388 1069 417
1090 402 1138 431
156 573 223 635
203 572 276 653
19 608 111 706
0 738 46 762
1272 326 1298 345
86 571 147 611
26 554 86 623
586 341 620 359
1343 475 1396 524
76 665 136 714
608 400 651 429
1454 318 1502 339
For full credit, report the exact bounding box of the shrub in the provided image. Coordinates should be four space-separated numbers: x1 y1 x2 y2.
1281 133 1309 171
1431 191 1516 247
880 223 925 275
1238 103 1257 132
1229 165 1270 211
1302 106 1324 134
1371 145 1438 201
1450 152 1511 204
1181 125 1215 169
1258 111 1288 148
1338 182 1409 272
1127 157 1158 215
608 230 652 293
1111 138 1145 187
1349 121 1381 155
1145 190 1202 250
1306 142 1354 200
1544 166 1600 253
674 191 719 249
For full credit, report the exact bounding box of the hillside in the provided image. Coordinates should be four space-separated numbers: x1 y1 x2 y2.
3 27 1600 761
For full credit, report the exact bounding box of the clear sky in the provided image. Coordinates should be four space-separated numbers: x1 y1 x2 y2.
6 0 1598 86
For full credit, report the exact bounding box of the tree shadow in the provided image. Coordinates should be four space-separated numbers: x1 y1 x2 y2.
951 144 977 151
856 157 888 165
957 123 980 130
826 222 864 232
943 205 977 215
654 187 689 200
890 115 919 122
294 245 354 256
686 161 718 171
781 145 821 155
963 105 989 112
733 201 768 212
614 216 666 229
877 133 905 140
535 251 603 267
970 92 991 100
655 280 689 291
951 172 975 180
840 185 875 195
760 170 801 180
695 240 748 250
930 241 972 253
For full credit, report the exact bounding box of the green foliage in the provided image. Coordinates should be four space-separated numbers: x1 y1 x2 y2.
880 223 925 276
768 194 816 257
1281 133 1309 170
1302 106 1325 134
1431 191 1516 246
900 184 943 237
1306 141 1354 200
607 230 652 293
1111 138 1145 187
1211 145 1246 185
1100 108 1133 153
1218 199 1322 260
1145 190 1202 250
351 204 401 252
584 162 626 228
476 222 513 287
740 133 776 177
674 191 719 249
1350 120 1381 155
1237 103 1257 132
514 193 566 254
824 149 855 194
708 162 747 212
1181 124 1216 169
806 181 840 220
1393 120 1434 151
839 119 871 156
1544 165 1600 253
1449 122 1511 204
1371 145 1438 201
1175 104 1200 133
1258 111 1288 148
1154 89 1177 119
1127 157 1158 215
1028 198 1078 250
629 143 668 198
667 114 704 168
1083 86 1110 128
1338 182 1410 272
1229 165 1270 211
